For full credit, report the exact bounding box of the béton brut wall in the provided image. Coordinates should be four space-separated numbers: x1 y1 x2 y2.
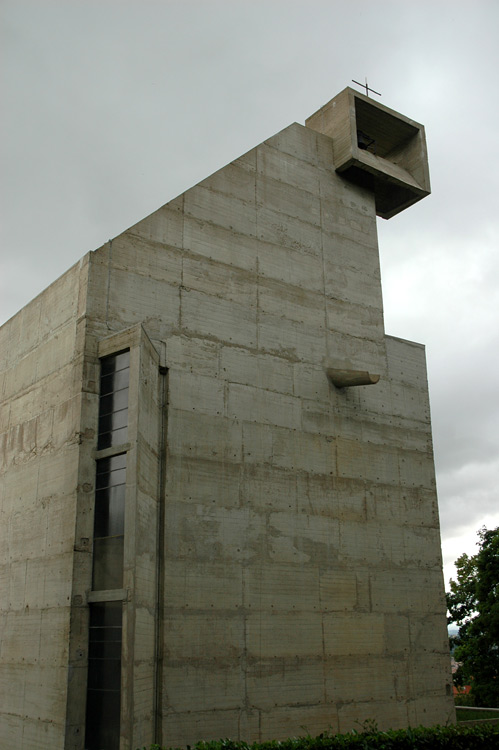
0 91 455 750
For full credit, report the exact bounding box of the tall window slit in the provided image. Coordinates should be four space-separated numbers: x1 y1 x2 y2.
85 350 129 750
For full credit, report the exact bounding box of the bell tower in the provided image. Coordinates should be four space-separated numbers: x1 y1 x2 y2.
306 87 431 218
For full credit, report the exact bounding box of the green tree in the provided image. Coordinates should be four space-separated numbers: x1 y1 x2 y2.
447 526 499 706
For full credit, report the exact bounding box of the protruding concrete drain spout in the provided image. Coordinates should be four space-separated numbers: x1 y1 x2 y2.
327 368 380 388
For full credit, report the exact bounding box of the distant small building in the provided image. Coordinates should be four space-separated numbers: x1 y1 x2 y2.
451 656 472 697
0 88 455 750
453 685 472 697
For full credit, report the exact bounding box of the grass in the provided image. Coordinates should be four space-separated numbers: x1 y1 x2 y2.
456 707 499 721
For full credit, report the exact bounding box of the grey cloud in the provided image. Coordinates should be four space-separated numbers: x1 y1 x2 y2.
2 0 499 585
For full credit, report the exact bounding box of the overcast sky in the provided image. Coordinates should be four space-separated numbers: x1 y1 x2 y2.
2 1 498 588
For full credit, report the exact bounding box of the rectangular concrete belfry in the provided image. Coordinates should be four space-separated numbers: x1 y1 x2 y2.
0 89 454 750
306 88 431 218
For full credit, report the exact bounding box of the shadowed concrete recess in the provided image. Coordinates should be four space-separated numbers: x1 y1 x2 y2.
0 88 454 750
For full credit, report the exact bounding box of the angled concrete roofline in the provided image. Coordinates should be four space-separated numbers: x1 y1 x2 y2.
306 86 431 219
0 86 454 747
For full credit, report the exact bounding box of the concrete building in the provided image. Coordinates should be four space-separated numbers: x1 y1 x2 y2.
0 88 455 750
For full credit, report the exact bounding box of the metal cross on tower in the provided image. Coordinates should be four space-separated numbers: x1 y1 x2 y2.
352 78 381 98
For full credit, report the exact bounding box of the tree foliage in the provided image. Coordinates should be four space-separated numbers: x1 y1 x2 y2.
447 526 499 706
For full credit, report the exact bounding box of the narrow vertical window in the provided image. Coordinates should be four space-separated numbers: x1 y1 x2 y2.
98 351 130 449
85 602 122 750
93 454 126 590
86 350 129 750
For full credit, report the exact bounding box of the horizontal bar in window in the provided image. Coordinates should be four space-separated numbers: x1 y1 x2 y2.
95 468 126 491
97 426 128 450
96 453 127 473
87 589 127 603
99 408 129 434
93 443 131 461
100 368 129 396
100 351 130 376
99 388 129 417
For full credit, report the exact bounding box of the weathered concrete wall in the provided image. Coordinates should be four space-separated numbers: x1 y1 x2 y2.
0 259 88 748
77 122 453 745
1 113 454 749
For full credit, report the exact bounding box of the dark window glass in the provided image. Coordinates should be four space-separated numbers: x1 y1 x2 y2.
100 368 129 396
99 388 129 417
85 602 122 750
98 426 128 451
95 468 126 489
93 455 126 583
87 353 128 747
101 351 129 375
89 600 122 626
87 656 121 691
88 638 121 661
92 537 124 590
85 690 121 750
93 455 125 590
99 408 129 434
96 453 126 489
97 351 130 450
94 486 125 538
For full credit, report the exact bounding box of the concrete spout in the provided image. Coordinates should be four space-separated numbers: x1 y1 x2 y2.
327 368 380 388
